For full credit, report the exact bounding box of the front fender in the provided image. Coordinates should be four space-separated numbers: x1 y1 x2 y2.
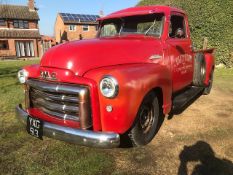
84 63 172 134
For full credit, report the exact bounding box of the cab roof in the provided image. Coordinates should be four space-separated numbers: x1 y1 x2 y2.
98 6 186 21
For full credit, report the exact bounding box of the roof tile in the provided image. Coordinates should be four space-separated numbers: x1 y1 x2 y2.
0 5 39 20
0 29 41 38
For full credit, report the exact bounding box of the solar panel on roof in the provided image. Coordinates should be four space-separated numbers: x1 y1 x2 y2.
70 16 75 19
60 13 99 22
63 17 69 21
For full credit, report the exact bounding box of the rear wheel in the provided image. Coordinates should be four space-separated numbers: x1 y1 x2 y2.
128 92 161 146
193 53 206 87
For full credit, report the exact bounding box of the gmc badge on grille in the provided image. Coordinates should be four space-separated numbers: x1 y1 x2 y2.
40 71 57 80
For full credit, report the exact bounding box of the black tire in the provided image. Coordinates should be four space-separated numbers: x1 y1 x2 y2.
128 92 161 146
203 70 214 95
193 53 206 87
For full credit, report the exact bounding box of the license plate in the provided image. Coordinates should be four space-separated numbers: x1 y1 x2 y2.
27 116 43 140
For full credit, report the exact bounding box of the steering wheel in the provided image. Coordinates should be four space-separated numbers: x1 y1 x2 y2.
175 28 185 38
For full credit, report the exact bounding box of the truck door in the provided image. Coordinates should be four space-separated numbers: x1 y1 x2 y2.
167 13 193 92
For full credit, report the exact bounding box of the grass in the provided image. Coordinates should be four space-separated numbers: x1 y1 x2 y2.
0 60 233 175
214 68 233 92
0 60 115 175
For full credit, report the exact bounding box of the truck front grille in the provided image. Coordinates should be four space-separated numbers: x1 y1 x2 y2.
27 79 92 129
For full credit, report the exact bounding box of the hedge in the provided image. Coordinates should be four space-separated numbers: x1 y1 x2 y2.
137 0 233 67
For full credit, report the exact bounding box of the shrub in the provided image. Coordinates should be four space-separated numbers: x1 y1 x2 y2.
137 0 233 67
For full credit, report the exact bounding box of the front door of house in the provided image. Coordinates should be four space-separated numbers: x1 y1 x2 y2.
15 41 35 57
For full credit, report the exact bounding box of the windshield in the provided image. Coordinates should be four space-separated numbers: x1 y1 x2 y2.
99 13 165 38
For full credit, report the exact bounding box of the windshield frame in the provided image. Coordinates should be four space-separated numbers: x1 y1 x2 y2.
97 13 165 39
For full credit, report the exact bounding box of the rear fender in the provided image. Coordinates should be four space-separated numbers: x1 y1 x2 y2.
84 63 172 134
202 49 215 85
204 53 215 85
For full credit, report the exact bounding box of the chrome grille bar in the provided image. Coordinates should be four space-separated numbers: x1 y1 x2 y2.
32 97 80 114
31 88 79 103
27 79 88 96
27 79 92 129
41 107 80 122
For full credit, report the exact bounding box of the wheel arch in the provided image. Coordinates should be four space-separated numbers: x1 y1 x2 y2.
129 86 164 130
152 87 163 112
126 87 165 147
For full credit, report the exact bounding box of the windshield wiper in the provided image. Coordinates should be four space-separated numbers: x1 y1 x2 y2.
145 19 157 36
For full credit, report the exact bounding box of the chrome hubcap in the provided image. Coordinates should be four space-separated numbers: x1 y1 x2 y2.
139 106 154 134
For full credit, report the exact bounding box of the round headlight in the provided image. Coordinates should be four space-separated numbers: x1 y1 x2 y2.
100 76 119 98
17 69 28 84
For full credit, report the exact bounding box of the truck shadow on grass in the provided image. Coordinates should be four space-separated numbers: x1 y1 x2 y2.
178 141 233 175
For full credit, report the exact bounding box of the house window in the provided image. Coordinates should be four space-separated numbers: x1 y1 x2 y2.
0 19 6 26
15 41 35 57
0 40 9 50
24 21 29 28
83 25 89 32
69 25 76 31
14 20 29 29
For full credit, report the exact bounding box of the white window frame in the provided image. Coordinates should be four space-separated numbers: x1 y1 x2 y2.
69 25 76 31
82 25 89 32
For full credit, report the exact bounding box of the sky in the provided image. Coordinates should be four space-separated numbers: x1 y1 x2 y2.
2 0 139 36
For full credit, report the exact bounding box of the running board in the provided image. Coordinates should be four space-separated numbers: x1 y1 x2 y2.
172 86 204 114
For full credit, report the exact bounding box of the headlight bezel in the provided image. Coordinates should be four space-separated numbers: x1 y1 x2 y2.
17 69 28 84
99 75 119 98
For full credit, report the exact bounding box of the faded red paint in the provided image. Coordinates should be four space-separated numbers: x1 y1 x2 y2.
23 6 215 134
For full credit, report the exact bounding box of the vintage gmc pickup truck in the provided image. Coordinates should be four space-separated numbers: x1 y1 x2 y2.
16 6 215 148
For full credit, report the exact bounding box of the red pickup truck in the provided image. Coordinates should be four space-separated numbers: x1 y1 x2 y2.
16 6 215 148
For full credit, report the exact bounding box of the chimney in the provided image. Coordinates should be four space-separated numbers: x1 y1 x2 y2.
28 0 35 11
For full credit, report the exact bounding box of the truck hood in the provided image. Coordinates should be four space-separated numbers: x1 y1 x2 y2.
40 36 163 76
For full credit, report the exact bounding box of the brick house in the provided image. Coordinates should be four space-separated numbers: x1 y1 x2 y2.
40 35 55 55
55 13 100 43
0 0 40 59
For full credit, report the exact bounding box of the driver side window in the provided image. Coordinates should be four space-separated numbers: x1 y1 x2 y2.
169 15 186 39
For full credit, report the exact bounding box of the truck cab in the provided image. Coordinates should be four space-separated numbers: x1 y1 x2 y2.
16 6 215 148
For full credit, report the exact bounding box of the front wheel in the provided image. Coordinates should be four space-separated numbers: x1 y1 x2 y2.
128 92 162 146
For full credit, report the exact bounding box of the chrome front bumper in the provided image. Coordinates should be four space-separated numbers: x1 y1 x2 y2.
15 105 120 148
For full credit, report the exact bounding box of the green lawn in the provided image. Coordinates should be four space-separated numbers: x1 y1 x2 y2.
0 60 114 175
0 60 232 175
214 68 233 92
